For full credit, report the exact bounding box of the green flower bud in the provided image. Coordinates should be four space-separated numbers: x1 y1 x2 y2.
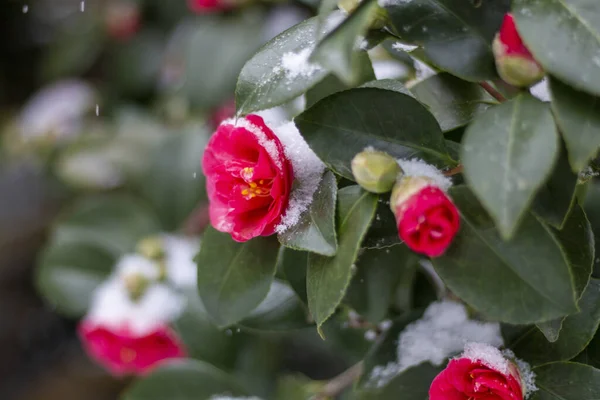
123 273 150 301
136 236 165 261
351 150 401 193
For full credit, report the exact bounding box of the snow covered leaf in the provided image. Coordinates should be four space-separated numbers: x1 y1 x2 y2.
510 280 600 366
410 73 496 132
462 94 559 239
550 77 600 172
432 186 577 325
537 204 594 342
238 280 311 332
310 0 379 85
307 186 377 335
278 171 337 256
383 0 510 81
295 87 455 180
140 128 209 231
236 16 333 115
529 362 600 400
531 143 578 229
195 228 280 328
513 0 600 97
123 359 246 400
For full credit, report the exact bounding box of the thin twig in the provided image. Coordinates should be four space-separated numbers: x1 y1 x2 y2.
443 164 463 177
479 82 506 103
315 362 364 400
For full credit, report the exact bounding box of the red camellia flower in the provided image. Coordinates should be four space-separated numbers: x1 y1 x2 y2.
188 0 233 13
492 13 544 87
79 322 186 376
391 176 459 257
429 357 524 400
202 114 294 242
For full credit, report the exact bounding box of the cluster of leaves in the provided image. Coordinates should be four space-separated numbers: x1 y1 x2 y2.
27 0 600 399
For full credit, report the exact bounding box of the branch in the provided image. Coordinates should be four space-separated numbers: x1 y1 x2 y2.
479 82 506 103
443 164 463 177
316 362 364 400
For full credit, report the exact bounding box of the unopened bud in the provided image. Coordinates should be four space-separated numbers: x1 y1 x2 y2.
352 150 401 193
493 14 544 87
123 273 149 301
136 236 165 261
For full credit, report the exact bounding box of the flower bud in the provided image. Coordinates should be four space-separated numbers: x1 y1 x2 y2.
493 13 544 87
351 150 401 193
123 273 150 301
390 175 459 257
136 236 165 261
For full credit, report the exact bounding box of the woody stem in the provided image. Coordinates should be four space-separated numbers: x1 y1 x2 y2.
479 82 507 103
443 165 464 177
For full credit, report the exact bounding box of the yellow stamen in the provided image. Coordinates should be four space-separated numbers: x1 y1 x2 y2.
249 182 257 188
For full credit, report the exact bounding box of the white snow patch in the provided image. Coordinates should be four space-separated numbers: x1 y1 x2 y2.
392 42 418 52
503 349 538 397
413 59 436 81
115 254 161 281
530 78 550 102
280 48 323 79
223 117 284 170
462 342 509 374
273 121 325 233
397 158 452 191
368 300 503 388
86 279 185 336
372 60 410 80
163 235 199 288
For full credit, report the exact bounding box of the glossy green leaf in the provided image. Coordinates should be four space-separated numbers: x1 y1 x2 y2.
573 328 600 368
512 280 600 366
295 87 454 180
362 198 402 249
311 0 378 85
236 16 332 115
278 171 338 256
123 359 246 400
239 280 311 332
514 0 600 96
51 195 161 257
140 129 209 231
307 186 377 333
550 77 600 171
537 204 595 341
411 73 496 132
432 186 577 324
532 143 578 229
195 228 280 327
345 246 419 323
530 362 600 400
383 0 510 81
462 94 559 239
36 242 115 317
279 248 309 305
358 363 441 400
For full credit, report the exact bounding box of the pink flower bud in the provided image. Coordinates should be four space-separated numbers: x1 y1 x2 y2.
493 14 544 87
188 0 236 13
390 176 459 257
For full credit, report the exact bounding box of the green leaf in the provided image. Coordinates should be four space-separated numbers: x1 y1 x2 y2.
573 329 600 368
345 246 419 323
307 186 377 333
140 129 209 231
532 143 578 229
278 171 338 256
36 242 115 317
51 195 161 257
530 362 600 400
195 228 280 327
513 0 600 97
383 0 510 81
462 94 559 239
537 204 595 341
512 280 600 366
238 280 312 332
432 186 577 324
295 87 454 180
236 16 332 115
550 77 600 171
362 198 402 249
185 14 263 109
410 73 496 132
123 359 246 400
279 248 309 305
311 0 378 85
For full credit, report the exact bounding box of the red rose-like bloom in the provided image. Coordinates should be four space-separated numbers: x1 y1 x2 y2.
79 322 186 376
492 13 544 87
202 114 294 242
391 177 459 257
188 0 232 13
430 358 524 400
